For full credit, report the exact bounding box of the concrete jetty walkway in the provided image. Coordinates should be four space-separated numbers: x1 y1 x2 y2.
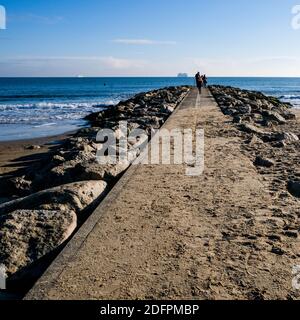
26 88 292 300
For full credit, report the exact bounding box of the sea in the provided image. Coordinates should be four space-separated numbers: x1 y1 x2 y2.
0 77 300 141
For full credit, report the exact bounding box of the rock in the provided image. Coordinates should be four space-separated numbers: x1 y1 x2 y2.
223 108 237 116
262 110 286 124
254 156 275 168
75 127 100 137
52 155 65 164
268 234 282 242
160 104 174 114
37 147 96 188
0 180 107 216
70 149 96 162
276 132 299 144
42 162 76 187
238 105 252 114
1 176 32 197
243 115 253 123
233 116 242 124
271 246 285 256
84 86 190 128
287 180 300 198
239 123 266 135
280 110 296 120
249 135 264 146
74 162 130 182
0 209 77 276
25 145 41 150
284 230 298 238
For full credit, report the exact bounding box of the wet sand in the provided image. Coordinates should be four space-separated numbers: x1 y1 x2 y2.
0 132 75 177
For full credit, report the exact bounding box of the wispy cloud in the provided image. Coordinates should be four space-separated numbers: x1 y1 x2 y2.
6 56 147 69
2 55 300 77
0 56 149 76
98 56 147 69
112 39 177 45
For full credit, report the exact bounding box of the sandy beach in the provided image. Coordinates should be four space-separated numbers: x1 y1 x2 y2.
0 132 76 207
0 132 75 175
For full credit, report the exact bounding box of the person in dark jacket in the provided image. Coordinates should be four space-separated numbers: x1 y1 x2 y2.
195 72 203 94
203 74 208 88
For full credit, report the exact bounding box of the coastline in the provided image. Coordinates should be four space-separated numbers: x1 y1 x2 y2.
1 104 298 178
2 77 300 143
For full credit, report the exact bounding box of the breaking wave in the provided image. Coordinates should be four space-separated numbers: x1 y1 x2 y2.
0 101 117 125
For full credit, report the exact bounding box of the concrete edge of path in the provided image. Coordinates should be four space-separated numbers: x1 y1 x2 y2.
24 88 194 300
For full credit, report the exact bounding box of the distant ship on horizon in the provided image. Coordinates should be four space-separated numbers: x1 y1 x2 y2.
177 73 189 78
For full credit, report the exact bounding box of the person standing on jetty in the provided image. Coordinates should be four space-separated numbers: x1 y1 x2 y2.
203 74 208 88
195 72 203 94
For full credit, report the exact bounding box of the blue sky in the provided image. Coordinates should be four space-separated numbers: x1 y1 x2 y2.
0 0 300 76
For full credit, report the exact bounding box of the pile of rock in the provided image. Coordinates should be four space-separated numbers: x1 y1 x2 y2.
85 86 186 132
210 85 300 198
0 86 190 287
210 85 296 129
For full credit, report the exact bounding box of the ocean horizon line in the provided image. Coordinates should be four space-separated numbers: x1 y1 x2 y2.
1 76 300 79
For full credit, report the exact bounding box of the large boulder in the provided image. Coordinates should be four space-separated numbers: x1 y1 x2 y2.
0 209 77 276
0 181 107 216
237 104 252 115
239 123 266 135
74 162 130 182
276 132 299 144
277 109 296 120
262 110 286 124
